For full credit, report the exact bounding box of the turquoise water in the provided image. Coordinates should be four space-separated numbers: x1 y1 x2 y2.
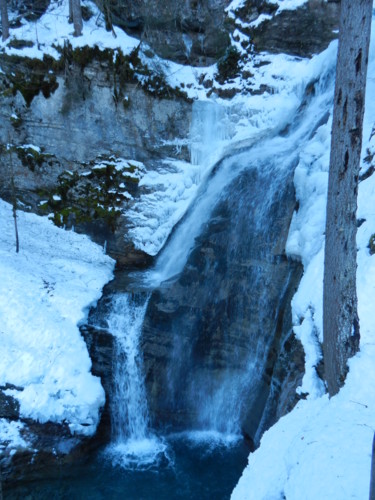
4 434 250 499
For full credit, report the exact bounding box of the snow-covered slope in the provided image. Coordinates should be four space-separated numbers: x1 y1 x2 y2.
0 200 114 440
232 16 375 500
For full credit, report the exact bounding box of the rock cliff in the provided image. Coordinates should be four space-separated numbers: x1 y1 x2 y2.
0 49 191 268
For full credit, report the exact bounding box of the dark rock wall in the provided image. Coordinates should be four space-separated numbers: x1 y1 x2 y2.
97 0 340 64
95 0 231 65
141 148 304 444
249 1 340 57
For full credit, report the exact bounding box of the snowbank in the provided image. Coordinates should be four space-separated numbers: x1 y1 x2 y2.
226 0 309 19
0 419 29 456
232 16 375 500
0 200 114 436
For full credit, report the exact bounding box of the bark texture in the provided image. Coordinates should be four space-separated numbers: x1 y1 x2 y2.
323 0 372 396
370 433 375 500
72 0 83 36
1 0 9 41
68 0 73 23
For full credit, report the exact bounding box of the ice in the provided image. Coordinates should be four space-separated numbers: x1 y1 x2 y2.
0 419 29 453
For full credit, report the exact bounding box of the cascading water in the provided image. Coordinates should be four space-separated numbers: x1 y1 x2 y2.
189 100 233 169
141 62 335 442
103 51 335 460
105 293 167 468
146 66 334 288
109 294 149 441
142 148 302 440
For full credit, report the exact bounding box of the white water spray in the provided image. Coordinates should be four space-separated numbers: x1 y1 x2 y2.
106 293 166 468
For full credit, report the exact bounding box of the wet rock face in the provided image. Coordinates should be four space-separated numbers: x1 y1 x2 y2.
0 419 104 489
103 0 341 65
95 0 231 65
141 156 304 443
0 56 191 269
247 0 340 57
0 386 20 420
81 321 116 442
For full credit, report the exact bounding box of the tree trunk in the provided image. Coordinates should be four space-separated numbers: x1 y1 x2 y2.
72 0 83 37
9 150 19 253
68 0 73 23
370 433 375 500
323 0 372 396
1 0 9 42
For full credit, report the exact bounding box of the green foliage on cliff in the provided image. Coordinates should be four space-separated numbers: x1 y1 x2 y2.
216 46 241 84
38 155 143 231
59 43 191 102
15 146 52 171
0 54 60 107
0 41 190 109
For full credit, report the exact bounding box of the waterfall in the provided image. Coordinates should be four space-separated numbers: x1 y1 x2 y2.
145 56 335 288
105 293 167 468
140 62 336 441
109 294 150 442
146 151 301 437
102 53 336 454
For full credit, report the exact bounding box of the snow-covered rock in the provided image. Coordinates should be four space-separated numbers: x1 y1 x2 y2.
0 199 114 437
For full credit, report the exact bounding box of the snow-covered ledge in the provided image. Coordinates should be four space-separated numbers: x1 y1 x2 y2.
0 199 115 440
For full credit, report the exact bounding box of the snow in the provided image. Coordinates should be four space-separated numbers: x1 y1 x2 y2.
1 0 375 493
0 0 139 60
286 117 331 397
0 199 114 438
126 159 203 255
247 15 273 29
127 44 338 256
226 0 247 15
17 144 41 153
269 0 308 13
226 0 308 19
0 419 29 454
232 15 375 500
232 391 374 500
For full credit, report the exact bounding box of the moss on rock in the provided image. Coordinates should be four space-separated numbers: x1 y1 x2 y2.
0 54 63 106
38 155 144 232
216 46 241 84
